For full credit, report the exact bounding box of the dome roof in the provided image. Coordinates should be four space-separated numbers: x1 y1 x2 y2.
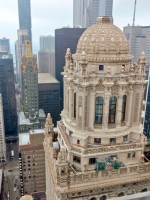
76 17 129 56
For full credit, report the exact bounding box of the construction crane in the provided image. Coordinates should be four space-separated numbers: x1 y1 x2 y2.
132 0 137 26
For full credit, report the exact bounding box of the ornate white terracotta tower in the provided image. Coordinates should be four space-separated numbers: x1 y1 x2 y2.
44 17 150 200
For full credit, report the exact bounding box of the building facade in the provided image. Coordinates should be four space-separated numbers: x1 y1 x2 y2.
44 17 149 200
123 26 150 66
18 40 45 133
18 0 32 43
19 130 46 195
15 29 29 83
73 0 113 28
38 73 60 127
38 51 55 77
0 38 10 53
0 52 17 139
0 94 6 162
40 35 55 51
55 28 86 110
123 26 150 137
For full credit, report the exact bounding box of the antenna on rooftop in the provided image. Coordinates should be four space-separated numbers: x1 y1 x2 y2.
132 0 137 26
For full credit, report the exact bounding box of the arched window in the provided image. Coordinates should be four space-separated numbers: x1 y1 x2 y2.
121 95 127 122
95 97 104 124
100 196 107 200
90 198 97 200
108 96 117 124
141 188 147 192
118 192 124 197
127 190 134 195
74 93 76 118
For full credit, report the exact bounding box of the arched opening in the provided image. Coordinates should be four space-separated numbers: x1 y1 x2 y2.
100 196 107 200
118 192 124 197
141 188 147 192
121 95 127 122
74 93 76 118
95 97 104 124
127 190 134 195
108 96 117 124
90 198 97 200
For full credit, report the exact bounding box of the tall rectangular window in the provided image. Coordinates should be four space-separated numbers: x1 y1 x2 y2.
99 65 104 71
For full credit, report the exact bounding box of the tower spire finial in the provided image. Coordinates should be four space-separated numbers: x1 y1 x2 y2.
25 40 32 56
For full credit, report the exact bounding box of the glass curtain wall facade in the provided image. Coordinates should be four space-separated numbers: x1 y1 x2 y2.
55 28 86 110
144 77 150 138
18 0 32 43
0 53 17 138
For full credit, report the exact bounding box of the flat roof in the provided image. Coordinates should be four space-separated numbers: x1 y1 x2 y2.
19 129 45 146
38 73 59 84
0 169 3 193
18 109 45 125
19 133 30 146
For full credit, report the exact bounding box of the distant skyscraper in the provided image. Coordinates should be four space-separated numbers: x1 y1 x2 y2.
18 40 45 133
38 73 60 126
18 0 32 43
73 0 113 28
55 28 86 110
0 94 6 162
15 29 29 83
0 38 10 53
38 35 55 76
40 35 55 51
99 0 113 17
123 26 150 67
0 52 17 139
38 51 55 76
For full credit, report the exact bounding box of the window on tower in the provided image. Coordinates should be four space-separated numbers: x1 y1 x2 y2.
74 93 76 119
108 96 117 124
121 95 127 122
95 97 103 124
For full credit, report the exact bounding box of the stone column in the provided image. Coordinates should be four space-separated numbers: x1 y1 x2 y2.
69 87 73 120
103 93 111 129
126 90 134 127
88 92 95 130
82 91 88 130
63 77 66 112
116 93 123 128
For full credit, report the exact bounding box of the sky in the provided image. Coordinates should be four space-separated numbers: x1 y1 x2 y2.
0 0 150 59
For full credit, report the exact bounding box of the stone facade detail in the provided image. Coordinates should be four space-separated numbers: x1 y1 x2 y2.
44 17 149 200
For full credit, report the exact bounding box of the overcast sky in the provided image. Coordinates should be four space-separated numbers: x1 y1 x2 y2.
0 0 150 58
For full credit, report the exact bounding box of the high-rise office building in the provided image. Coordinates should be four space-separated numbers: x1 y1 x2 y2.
0 52 17 139
19 129 46 195
38 51 55 76
44 17 150 200
55 28 86 110
40 35 55 51
18 40 45 133
18 0 32 43
123 26 150 67
0 94 6 162
0 38 10 53
15 30 29 83
38 35 55 76
38 73 60 127
73 0 113 28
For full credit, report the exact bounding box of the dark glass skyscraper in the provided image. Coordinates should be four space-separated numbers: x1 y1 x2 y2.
144 77 150 138
0 52 17 138
18 0 32 42
55 28 86 110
